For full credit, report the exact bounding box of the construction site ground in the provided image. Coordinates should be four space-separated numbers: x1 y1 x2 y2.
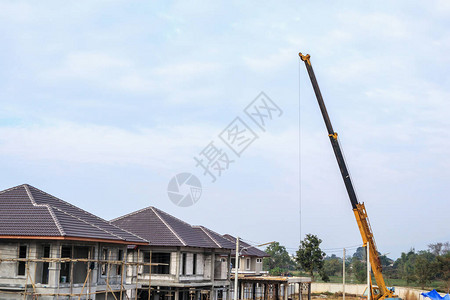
311 293 359 300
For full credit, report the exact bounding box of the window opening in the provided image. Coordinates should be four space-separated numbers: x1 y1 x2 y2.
17 245 27 276
193 254 197 275
60 246 72 283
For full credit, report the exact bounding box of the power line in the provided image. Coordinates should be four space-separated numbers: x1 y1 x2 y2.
322 244 363 251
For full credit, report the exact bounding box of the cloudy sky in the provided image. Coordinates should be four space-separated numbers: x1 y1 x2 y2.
1 1 449 259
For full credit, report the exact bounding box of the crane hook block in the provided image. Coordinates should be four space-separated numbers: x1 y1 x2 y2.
298 52 311 65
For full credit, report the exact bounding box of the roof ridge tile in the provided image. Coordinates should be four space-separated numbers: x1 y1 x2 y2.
52 206 124 240
0 184 28 195
110 206 153 222
151 207 194 227
27 184 115 226
195 226 222 248
151 207 187 246
24 184 66 236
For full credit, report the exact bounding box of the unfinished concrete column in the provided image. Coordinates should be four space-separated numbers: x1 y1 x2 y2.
227 253 231 282
211 249 216 300
283 284 288 300
176 247 181 283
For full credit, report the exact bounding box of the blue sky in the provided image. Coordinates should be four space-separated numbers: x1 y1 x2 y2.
1 1 449 259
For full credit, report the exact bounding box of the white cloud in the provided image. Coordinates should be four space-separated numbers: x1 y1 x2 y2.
435 0 450 14
0 2 33 23
64 52 131 76
41 51 133 88
337 11 410 39
153 62 221 79
39 51 224 99
243 47 296 72
0 121 218 171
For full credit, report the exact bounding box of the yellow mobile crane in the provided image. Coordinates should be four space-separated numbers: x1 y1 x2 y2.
299 53 401 300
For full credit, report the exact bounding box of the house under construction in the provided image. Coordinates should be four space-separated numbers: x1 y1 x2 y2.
0 184 311 300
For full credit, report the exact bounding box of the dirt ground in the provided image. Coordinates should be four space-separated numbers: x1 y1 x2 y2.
311 294 360 300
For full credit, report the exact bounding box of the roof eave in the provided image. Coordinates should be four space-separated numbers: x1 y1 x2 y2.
0 235 148 245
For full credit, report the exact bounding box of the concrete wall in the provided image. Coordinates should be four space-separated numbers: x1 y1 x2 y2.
234 256 263 275
311 282 367 295
204 253 212 279
130 247 231 285
311 282 447 300
254 258 263 274
0 239 129 299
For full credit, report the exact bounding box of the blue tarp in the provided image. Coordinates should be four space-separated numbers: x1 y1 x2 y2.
421 289 450 300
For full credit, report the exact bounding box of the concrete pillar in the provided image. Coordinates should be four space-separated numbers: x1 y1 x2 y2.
284 284 288 300
227 253 231 282
175 290 180 300
176 247 181 282
211 249 216 300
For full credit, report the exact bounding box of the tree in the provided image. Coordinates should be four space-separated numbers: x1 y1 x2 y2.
379 254 394 268
345 259 352 278
394 249 417 284
295 234 326 281
263 242 294 275
323 256 342 277
379 254 395 278
353 247 366 261
429 242 450 256
352 256 366 283
436 252 450 293
414 251 437 289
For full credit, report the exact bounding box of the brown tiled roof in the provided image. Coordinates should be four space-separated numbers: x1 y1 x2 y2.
111 207 234 250
223 234 270 257
0 184 147 244
194 226 235 249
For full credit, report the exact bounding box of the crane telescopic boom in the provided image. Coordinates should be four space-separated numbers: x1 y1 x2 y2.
299 53 398 300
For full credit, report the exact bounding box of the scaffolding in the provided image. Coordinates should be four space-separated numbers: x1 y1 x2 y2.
0 249 156 299
229 276 311 300
0 254 229 300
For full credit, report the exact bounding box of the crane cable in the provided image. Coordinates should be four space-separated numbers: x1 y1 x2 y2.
298 56 302 246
